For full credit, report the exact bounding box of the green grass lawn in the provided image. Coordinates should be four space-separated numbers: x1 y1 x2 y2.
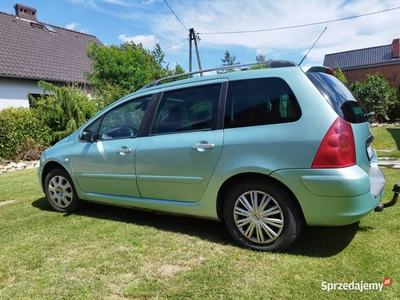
371 125 400 158
1 144 400 299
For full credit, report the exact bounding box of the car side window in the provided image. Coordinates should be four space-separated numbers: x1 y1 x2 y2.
151 83 222 134
83 97 150 141
224 78 301 128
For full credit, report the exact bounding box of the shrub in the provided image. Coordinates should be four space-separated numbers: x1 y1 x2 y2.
350 74 399 123
387 92 400 122
33 81 101 142
0 107 51 160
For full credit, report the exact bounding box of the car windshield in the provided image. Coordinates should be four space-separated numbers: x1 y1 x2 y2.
307 72 368 123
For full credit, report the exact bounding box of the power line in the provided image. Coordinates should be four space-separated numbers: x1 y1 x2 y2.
199 6 400 35
161 38 188 51
163 0 188 31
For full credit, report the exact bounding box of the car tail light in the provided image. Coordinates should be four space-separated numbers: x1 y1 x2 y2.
311 117 356 168
326 67 334 75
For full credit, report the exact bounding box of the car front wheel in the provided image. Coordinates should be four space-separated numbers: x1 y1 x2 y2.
44 168 80 213
223 179 302 252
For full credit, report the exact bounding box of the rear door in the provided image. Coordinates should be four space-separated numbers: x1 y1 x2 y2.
135 83 224 202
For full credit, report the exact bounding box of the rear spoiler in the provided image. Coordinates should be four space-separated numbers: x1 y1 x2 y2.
306 66 334 75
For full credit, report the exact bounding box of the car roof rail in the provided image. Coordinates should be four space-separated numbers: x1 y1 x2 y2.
141 60 298 89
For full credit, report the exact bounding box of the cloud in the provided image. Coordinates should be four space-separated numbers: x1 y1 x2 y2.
143 0 400 65
67 0 97 7
68 0 400 67
67 0 86 3
65 22 80 30
141 0 161 4
103 0 130 6
118 34 159 50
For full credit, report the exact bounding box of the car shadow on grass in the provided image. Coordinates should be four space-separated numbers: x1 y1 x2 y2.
33 197 363 257
32 197 233 246
287 222 360 257
387 127 400 150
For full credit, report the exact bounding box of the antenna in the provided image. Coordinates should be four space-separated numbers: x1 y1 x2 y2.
299 27 327 66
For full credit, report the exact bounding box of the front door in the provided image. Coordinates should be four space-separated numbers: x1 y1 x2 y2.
70 97 151 198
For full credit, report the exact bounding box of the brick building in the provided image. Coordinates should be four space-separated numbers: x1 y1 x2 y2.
323 38 400 88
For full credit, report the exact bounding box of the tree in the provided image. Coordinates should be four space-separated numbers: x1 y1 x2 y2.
333 63 348 85
86 42 185 103
87 41 156 94
219 50 240 73
256 54 266 63
221 50 240 66
152 43 165 66
171 63 185 76
151 43 169 80
33 81 100 141
350 74 399 122
250 54 269 70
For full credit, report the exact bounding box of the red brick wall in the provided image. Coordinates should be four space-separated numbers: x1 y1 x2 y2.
343 64 400 89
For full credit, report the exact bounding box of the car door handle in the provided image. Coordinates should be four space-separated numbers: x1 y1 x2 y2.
192 143 215 150
116 147 131 154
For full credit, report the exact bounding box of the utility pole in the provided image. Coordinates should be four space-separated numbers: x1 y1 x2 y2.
189 28 202 76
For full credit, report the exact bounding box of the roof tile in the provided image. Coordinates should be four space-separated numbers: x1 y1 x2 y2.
323 44 400 70
0 10 103 83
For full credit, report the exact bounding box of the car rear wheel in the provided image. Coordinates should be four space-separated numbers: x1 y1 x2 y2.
44 168 80 213
223 179 302 252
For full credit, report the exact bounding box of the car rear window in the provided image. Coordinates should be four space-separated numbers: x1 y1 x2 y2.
307 72 368 123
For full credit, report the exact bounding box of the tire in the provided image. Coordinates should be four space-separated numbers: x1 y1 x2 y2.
44 168 81 213
223 179 302 252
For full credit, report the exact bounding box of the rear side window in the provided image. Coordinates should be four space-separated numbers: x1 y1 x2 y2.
307 72 367 123
224 78 301 128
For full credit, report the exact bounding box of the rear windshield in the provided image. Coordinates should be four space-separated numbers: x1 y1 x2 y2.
307 72 367 123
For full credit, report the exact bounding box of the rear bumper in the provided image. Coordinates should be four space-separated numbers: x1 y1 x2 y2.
270 165 385 226
369 165 385 197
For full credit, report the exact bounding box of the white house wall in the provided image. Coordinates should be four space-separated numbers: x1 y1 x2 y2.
0 78 42 110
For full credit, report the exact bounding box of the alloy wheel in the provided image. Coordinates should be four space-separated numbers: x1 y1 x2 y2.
47 175 74 209
233 190 284 244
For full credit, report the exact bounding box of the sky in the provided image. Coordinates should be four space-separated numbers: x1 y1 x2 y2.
2 0 400 72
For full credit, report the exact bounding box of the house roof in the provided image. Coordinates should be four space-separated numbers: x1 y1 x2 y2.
0 7 103 83
323 43 400 70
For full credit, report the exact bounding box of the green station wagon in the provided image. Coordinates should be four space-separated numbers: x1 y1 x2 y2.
38 61 398 251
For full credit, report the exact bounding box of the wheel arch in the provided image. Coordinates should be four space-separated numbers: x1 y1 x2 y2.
40 161 70 189
216 172 305 222
42 163 82 212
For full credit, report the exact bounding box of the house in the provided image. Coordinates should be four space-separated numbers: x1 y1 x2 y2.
323 38 400 88
0 3 103 110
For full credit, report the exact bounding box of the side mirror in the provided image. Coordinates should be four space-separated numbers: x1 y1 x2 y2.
80 130 96 142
